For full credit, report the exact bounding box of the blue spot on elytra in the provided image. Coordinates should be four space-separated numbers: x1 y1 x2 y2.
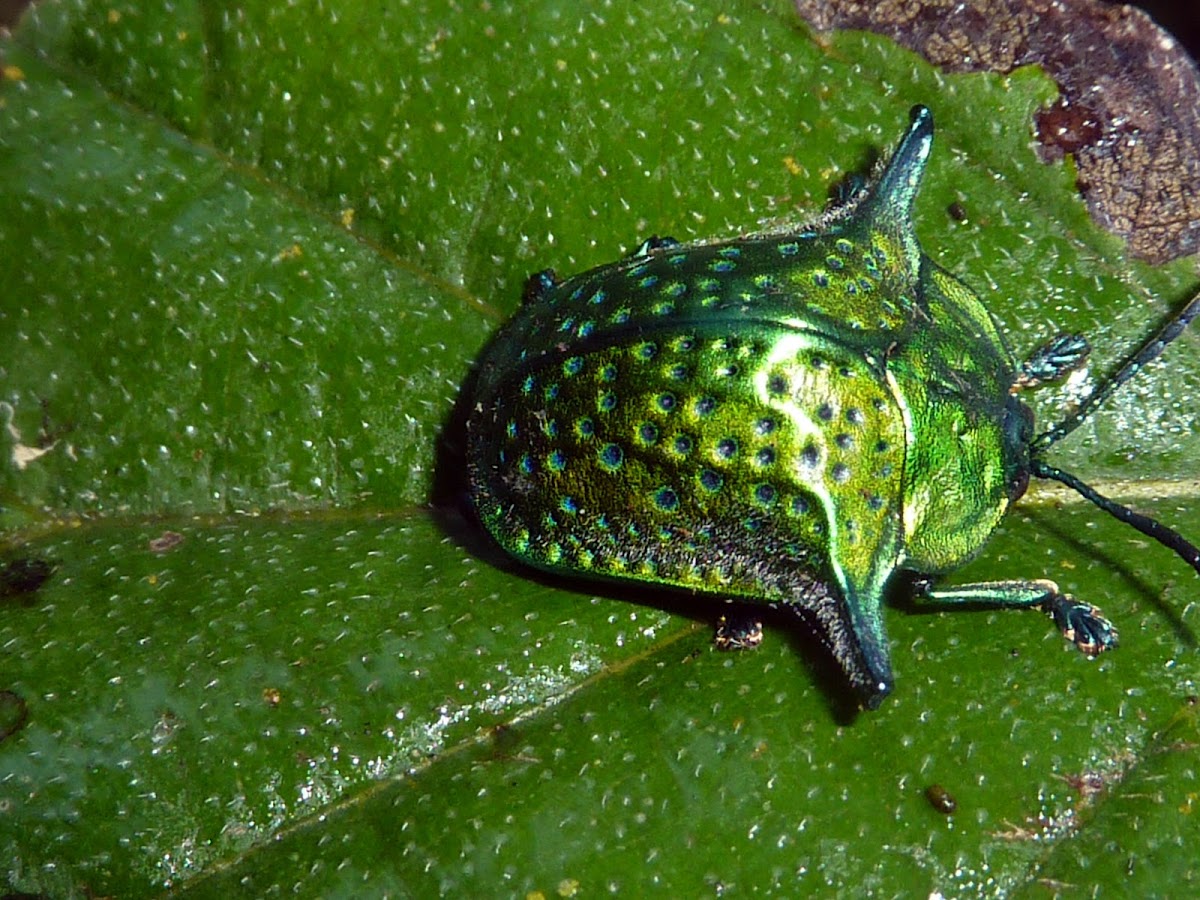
755 448 776 466
541 418 558 437
563 357 584 377
657 392 677 413
521 374 536 394
694 396 716 417
716 438 738 460
558 317 575 332
668 253 688 266
598 443 624 471
754 483 776 505
845 282 858 295
669 364 688 380
673 435 693 455
697 277 719 292
639 275 659 289
653 486 680 512
598 391 617 412
665 282 687 297
638 422 659 445
577 321 595 338
835 239 854 254
575 417 595 438
813 272 830 288
710 259 736 273
778 242 800 256
519 453 535 475
589 289 606 304
718 246 741 259
547 449 567 472
560 496 579 514
636 342 658 361
612 309 631 325
654 301 676 317
825 255 845 271
598 363 618 383
791 496 810 515
755 417 776 435
699 469 722 492
506 420 518 439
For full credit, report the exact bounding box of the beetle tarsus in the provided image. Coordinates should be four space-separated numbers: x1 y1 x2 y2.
521 269 559 304
831 173 867 207
628 235 680 258
1042 593 1119 655
1012 334 1091 392
714 613 764 651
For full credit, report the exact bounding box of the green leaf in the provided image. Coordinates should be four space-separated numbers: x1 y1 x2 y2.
2 0 1198 896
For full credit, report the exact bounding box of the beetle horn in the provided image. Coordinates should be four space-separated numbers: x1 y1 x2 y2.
860 104 935 273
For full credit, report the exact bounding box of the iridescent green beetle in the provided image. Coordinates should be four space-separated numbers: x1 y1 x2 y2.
464 105 1200 708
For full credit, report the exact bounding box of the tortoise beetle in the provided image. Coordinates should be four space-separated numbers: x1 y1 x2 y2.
463 105 1200 708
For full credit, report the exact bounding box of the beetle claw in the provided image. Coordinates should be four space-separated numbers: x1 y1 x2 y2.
1043 594 1119 655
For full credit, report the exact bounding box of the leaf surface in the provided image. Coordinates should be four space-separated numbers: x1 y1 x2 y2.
2 1 1198 895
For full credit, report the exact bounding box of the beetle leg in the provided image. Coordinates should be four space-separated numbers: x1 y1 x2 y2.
521 269 560 304
1042 593 1119 655
627 235 680 258
714 613 765 651
1012 334 1091 392
831 172 867 207
913 578 1119 655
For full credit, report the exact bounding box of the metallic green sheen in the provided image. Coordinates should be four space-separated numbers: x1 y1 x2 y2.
465 106 1057 707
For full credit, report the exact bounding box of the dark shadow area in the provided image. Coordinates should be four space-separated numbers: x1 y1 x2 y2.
432 499 868 726
0 0 29 28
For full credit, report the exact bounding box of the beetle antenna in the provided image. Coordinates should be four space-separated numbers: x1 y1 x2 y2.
1033 289 1200 454
1030 458 1200 574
